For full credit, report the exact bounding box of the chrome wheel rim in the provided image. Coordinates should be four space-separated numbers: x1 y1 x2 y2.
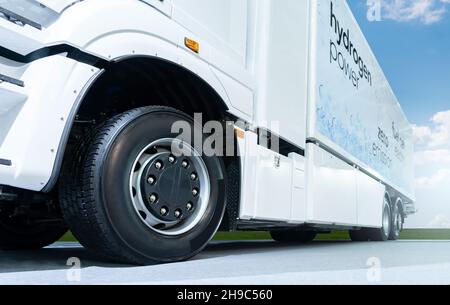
393 206 403 236
382 199 391 237
129 138 210 236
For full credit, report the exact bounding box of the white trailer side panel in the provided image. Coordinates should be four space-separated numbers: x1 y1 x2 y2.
305 143 385 227
307 0 414 200
305 143 358 226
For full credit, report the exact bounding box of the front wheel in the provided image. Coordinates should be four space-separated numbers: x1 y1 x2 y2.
60 106 226 265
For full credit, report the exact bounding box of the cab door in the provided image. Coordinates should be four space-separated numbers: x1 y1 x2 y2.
253 0 310 149
171 0 248 67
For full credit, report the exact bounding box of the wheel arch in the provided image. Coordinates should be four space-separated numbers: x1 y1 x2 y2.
43 55 233 192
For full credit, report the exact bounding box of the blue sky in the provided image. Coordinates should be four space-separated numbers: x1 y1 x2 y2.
347 0 450 228
348 0 450 125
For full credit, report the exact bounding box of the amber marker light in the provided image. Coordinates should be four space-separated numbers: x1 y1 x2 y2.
185 37 200 53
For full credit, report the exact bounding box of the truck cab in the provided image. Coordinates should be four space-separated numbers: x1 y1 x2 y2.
0 0 414 264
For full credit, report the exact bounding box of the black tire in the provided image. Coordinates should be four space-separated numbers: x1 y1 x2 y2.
270 230 317 243
349 196 392 242
349 229 370 242
366 197 392 241
389 200 403 241
59 106 226 265
0 218 67 250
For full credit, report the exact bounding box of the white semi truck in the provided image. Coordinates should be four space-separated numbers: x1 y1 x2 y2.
0 0 414 264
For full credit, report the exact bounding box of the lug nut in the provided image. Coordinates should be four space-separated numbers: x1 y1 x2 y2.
192 188 199 197
186 202 193 211
181 160 189 168
155 161 163 170
149 194 158 204
147 176 156 185
190 173 197 181
168 156 176 163
160 207 168 216
174 210 183 219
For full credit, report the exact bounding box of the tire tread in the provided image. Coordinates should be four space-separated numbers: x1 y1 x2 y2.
60 106 187 264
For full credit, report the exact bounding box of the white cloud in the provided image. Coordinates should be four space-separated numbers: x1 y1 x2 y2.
415 169 450 188
414 110 450 189
428 110 450 147
414 149 450 165
381 0 450 24
413 109 450 149
412 109 450 227
412 124 432 146
428 214 450 228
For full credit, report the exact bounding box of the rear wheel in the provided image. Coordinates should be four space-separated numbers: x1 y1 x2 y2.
60 106 227 265
349 229 369 242
271 230 317 243
349 196 392 242
389 200 403 240
367 197 392 241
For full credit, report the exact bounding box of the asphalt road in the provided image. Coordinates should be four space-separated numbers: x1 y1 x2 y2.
0 240 450 284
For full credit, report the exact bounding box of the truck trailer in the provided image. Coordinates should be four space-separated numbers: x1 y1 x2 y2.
0 0 415 264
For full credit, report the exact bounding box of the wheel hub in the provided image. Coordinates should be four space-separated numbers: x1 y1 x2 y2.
382 200 391 237
129 138 210 236
394 208 402 234
140 152 200 222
